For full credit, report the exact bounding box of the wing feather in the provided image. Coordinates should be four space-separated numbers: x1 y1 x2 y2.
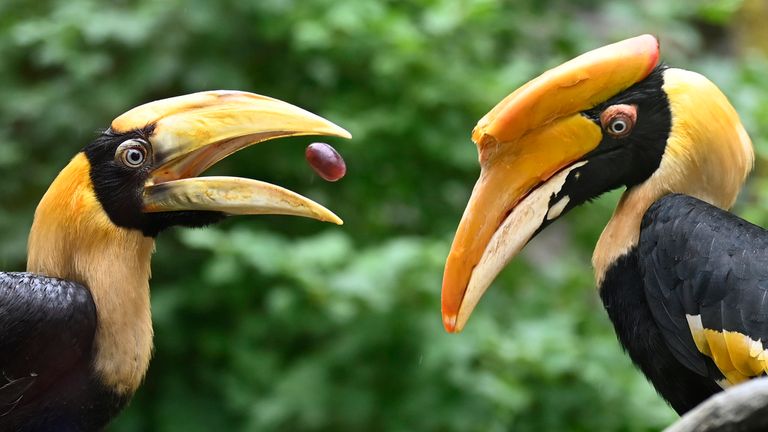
640 194 768 386
0 272 96 417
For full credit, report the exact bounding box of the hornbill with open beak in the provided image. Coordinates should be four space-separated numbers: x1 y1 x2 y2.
0 91 350 431
441 35 761 414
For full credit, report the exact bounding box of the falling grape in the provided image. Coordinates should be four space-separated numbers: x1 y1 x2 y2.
305 143 346 182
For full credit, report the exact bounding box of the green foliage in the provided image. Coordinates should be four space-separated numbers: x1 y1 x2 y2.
2 0 768 430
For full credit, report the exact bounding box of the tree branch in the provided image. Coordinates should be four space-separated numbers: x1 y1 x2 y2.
664 377 768 432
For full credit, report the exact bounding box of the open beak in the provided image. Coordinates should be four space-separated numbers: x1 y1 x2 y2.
441 35 660 332
110 90 351 225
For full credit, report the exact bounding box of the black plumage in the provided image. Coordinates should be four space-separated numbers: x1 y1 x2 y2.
641 194 768 343
601 194 768 414
0 273 126 431
601 249 724 414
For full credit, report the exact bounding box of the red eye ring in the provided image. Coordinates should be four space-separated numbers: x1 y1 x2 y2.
600 104 637 138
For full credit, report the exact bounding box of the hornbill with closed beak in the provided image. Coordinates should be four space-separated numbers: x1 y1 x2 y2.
0 91 350 431
441 35 762 414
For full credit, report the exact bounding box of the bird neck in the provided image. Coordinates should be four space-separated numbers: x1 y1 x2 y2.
27 153 155 396
592 183 656 287
593 147 753 287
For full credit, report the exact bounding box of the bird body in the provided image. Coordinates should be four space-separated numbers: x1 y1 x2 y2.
0 273 125 431
600 193 768 413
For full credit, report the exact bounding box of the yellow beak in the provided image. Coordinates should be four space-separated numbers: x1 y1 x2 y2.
111 90 351 225
442 35 660 332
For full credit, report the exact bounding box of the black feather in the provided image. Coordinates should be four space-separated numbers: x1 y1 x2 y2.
0 272 126 431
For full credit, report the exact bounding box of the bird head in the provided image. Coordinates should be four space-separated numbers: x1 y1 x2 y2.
441 35 753 332
27 91 349 276
90 90 348 235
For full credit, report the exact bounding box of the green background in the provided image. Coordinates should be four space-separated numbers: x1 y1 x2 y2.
2 0 768 430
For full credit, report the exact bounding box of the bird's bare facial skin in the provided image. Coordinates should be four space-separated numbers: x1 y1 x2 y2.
601 105 637 138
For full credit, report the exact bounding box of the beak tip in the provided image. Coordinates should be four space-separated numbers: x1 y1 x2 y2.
325 123 352 140
442 312 459 333
321 211 344 225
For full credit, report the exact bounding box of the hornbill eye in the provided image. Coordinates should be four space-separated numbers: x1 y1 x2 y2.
601 104 637 138
116 139 150 168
